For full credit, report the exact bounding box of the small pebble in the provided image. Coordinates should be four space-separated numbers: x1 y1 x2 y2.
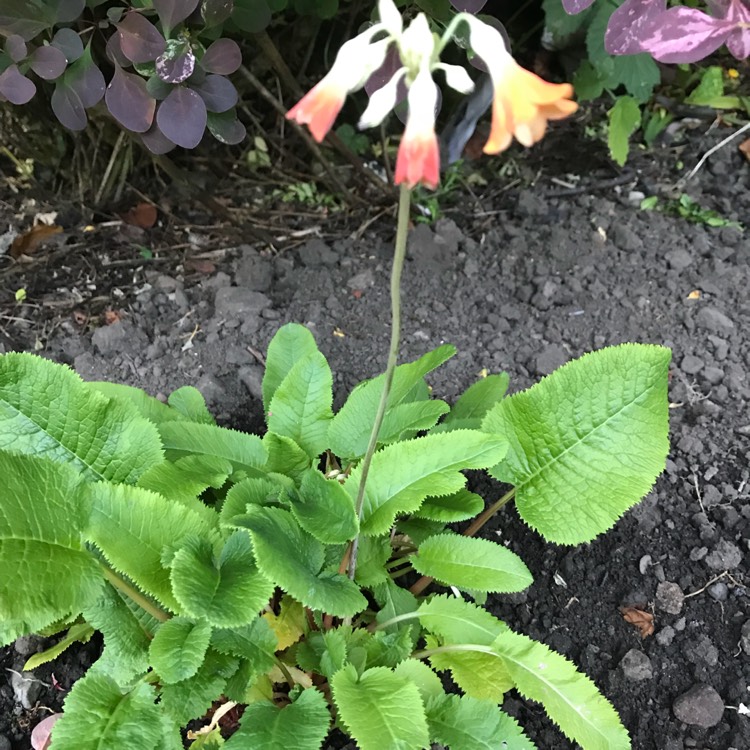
740 621 750 655
705 539 743 571
656 626 676 647
708 582 729 601
673 684 724 728
656 581 684 615
620 649 653 680
10 670 42 709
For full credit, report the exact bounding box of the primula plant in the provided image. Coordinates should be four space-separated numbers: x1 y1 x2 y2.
0 2 671 749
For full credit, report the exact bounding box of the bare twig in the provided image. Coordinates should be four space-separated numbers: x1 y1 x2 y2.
680 121 750 185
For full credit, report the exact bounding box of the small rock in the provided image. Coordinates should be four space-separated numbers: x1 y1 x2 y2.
656 581 684 615
11 670 43 709
612 224 642 252
688 635 719 667
91 320 148 357
708 582 729 601
535 344 568 376
689 546 708 562
13 634 44 657
665 248 693 271
516 190 548 217
238 365 264 402
702 366 724 385
298 238 338 267
235 247 273 291
673 684 724 728
704 539 743 571
194 375 225 407
656 626 676 647
214 288 271 320
695 306 735 335
620 649 653 680
346 269 376 290
740 620 750 655
680 354 704 375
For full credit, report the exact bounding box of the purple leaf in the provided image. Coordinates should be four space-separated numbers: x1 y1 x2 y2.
5 35 27 63
724 0 750 59
153 0 201 33
201 38 242 75
156 39 196 83
207 109 246 144
0 65 36 104
106 65 156 132
66 48 105 107
29 45 68 80
191 74 237 112
562 0 596 13
365 43 403 97
56 0 85 23
605 0 666 56
52 28 84 62
117 12 166 63
449 0 487 12
0 0 55 41
146 74 174 100
203 0 235 27
106 32 131 67
157 86 207 148
141 122 177 153
639 7 733 63
51 81 87 130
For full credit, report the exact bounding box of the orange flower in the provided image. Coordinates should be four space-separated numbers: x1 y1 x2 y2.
286 80 348 143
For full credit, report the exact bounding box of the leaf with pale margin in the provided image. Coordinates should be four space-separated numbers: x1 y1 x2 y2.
149 617 212 684
345 431 507 536
328 344 456 459
414 488 484 522
483 344 670 545
225 688 330 750
332 664 429 750
292 469 358 544
49 673 161 750
0 353 163 483
220 477 284 527
432 373 509 433
234 506 367 617
159 421 267 474
168 385 215 424
0 453 102 627
170 532 273 627
427 694 535 750
492 628 629 749
411 534 532 593
86 482 212 612
263 323 319 411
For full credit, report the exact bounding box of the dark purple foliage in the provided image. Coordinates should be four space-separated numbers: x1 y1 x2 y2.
106 65 156 133
605 0 665 56
141 123 177 154
191 74 238 112
365 43 403 97
207 110 246 144
157 87 207 148
562 0 596 12
5 35 27 63
203 0 235 27
156 40 196 83
52 28 84 62
449 0 487 12
56 0 85 23
0 65 36 105
66 49 105 108
146 75 174 101
117 12 166 64
29 45 68 80
106 33 131 67
153 0 201 33
0 0 55 41
201 38 242 75
51 81 87 130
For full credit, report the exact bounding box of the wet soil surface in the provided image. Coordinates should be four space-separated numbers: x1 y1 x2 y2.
1 121 749 749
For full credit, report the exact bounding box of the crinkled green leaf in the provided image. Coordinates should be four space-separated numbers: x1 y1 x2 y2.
417 595 505 645
263 431 310 484
23 622 94 671
354 536 391 587
491 628 629 750
220 477 284 527
393 659 444 704
170 531 273 627
377 399 450 442
344 431 507 536
211 616 277 677
50 673 161 750
411 534 532 593
89 381 185 424
427 643 513 702
373 580 418 633
262 323 319 412
432 373 509 433
292 469 358 544
225 688 330 750
413 488 484 522
332 664 429 750
149 617 212 684
168 385 215 424
0 453 102 628
483 344 670 544
0 353 163 483
234 507 366 617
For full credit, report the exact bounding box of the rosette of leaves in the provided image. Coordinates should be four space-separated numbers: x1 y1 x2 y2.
0 324 669 749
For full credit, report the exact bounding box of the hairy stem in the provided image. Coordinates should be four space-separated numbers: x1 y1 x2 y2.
348 184 412 580
99 563 170 623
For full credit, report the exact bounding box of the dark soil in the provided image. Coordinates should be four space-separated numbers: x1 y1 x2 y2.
1 118 749 750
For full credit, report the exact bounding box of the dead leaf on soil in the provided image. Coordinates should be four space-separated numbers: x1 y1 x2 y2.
619 606 654 639
185 258 216 274
687 289 702 300
10 224 63 259
739 138 750 162
121 202 157 229
103 309 123 325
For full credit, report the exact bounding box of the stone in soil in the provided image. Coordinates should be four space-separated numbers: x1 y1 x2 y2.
672 684 725 728
655 581 684 615
619 649 653 681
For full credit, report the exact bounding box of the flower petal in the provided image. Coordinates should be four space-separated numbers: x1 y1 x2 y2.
359 67 406 129
436 63 475 94
399 12 435 69
378 0 403 37
287 80 347 142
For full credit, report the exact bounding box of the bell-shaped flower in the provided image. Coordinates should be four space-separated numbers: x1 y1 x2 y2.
462 17 577 153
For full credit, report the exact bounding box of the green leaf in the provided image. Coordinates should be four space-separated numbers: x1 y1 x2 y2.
23 622 95 671
189 728 225 749
268 351 333 459
328 345 456 459
392 659 444 704
149 617 212 684
158 421 267 475
607 96 641 167
225 688 330 750
378 400 450 441
417 595 505 646
0 453 102 628
263 323 319 411
411 534 532 593
492 628 629 749
49 673 161 750
263 432 310 484
89 382 185 424
413 488 484 522
610 54 660 102
234 507 367 617
0 353 163 483
220 477 284 527
427 646 513 703
292 469 358 544
86 482 213 612
373 580 418 633
483 344 670 545
170 532 274 627
354 536 392 587
427 694 535 750
211 616 277 677
344 431 507 536
332 664 429 750
433 373 509 433
168 385 216 424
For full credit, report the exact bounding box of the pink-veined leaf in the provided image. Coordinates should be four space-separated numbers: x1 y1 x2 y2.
157 86 207 148
117 12 166 63
52 28 84 62
605 0 666 56
153 0 201 33
203 0 235 27
449 0 487 12
29 45 68 80
191 74 237 112
141 122 177 153
0 64 36 104
201 38 242 75
562 0 596 13
51 80 87 130
5 34 27 63
56 0 85 23
207 109 246 144
106 65 156 132
156 39 196 83
724 0 750 59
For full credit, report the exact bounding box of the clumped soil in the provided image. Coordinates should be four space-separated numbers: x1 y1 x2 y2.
1 120 749 750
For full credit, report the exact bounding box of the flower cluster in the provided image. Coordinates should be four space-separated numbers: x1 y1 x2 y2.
286 0 577 189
